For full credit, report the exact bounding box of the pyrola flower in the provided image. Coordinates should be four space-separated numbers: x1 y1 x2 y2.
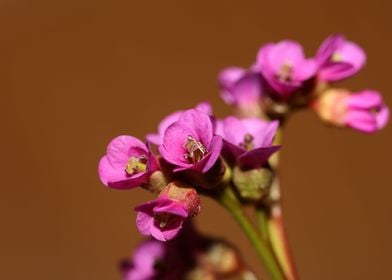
219 116 280 169
316 34 366 82
98 136 158 189
255 40 317 99
314 89 389 133
159 109 223 173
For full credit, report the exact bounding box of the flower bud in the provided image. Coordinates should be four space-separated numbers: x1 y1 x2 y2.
232 166 273 201
160 181 201 217
313 88 389 133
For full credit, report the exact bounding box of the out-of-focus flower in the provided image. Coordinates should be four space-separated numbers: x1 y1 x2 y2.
313 88 389 133
218 116 280 169
256 40 317 99
135 181 201 241
218 67 263 117
98 136 158 189
121 239 166 280
147 102 212 145
159 109 223 173
316 34 366 82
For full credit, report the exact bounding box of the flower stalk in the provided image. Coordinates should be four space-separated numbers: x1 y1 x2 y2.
218 186 284 280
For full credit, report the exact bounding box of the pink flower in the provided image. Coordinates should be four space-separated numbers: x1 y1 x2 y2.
218 116 280 169
121 239 166 280
135 196 189 241
316 34 366 82
314 89 389 133
98 136 158 189
135 182 201 241
218 67 262 108
159 109 223 173
255 40 317 99
146 102 212 146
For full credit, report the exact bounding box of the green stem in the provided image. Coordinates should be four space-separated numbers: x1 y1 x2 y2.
218 186 284 280
255 206 269 241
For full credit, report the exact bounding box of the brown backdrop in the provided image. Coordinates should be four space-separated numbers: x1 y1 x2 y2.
1 0 391 279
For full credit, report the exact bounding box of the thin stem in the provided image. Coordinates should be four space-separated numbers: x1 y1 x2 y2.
218 186 284 280
255 206 269 241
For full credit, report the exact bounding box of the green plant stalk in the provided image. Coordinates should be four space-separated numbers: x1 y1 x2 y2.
255 206 269 241
218 186 284 280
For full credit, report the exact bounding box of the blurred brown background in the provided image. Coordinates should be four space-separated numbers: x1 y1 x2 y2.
1 0 391 279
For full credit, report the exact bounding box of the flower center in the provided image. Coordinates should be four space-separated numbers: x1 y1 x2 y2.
239 133 254 151
331 52 343 62
278 62 293 82
183 135 208 164
125 155 148 175
154 213 179 229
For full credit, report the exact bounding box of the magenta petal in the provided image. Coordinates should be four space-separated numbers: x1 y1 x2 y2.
345 110 378 134
98 156 149 189
150 220 183 241
239 146 281 169
376 106 390 130
318 62 354 81
347 90 382 109
201 135 223 173
160 121 198 165
178 109 213 147
106 135 147 167
195 102 213 115
136 211 154 236
316 34 345 65
154 200 188 217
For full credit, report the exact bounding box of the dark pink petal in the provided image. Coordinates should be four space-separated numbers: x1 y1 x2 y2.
239 146 281 169
316 34 345 65
201 135 223 173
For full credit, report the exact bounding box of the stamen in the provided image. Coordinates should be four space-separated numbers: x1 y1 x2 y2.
183 135 208 163
125 155 148 175
331 52 343 62
278 62 293 82
239 133 254 151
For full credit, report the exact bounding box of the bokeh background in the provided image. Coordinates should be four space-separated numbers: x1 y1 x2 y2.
1 0 391 279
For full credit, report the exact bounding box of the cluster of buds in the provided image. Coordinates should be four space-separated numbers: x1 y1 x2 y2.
219 34 389 132
120 222 255 280
99 102 279 241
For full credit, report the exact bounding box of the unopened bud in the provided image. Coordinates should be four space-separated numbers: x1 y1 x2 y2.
232 167 273 201
200 242 241 275
160 181 201 217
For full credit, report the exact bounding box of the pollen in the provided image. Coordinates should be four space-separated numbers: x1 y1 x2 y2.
125 155 148 175
184 135 208 163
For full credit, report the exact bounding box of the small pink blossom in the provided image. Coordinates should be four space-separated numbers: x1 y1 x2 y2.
159 109 223 173
218 116 280 169
316 34 366 82
135 196 189 241
314 89 389 133
98 136 158 189
255 40 317 99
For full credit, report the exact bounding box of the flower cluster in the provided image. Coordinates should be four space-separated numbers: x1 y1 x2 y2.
99 102 280 241
99 34 389 280
219 34 389 133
